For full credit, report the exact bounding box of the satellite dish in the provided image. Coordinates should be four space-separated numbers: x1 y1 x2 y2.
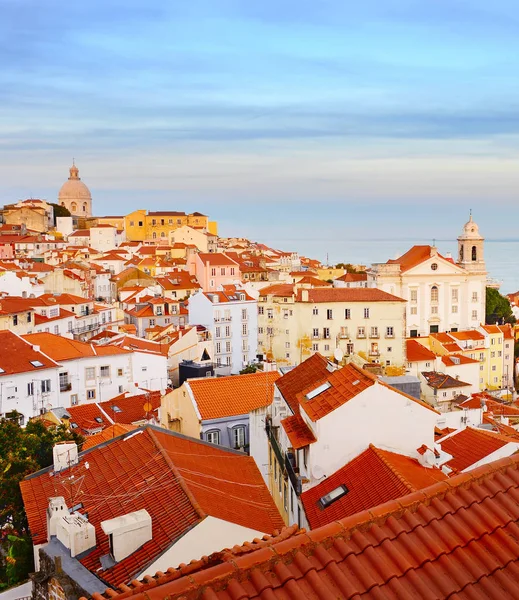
312 464 325 480
334 348 344 363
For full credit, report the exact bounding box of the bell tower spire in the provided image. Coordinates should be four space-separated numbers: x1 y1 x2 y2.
457 212 485 274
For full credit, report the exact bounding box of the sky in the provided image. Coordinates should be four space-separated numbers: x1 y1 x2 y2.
2 0 519 248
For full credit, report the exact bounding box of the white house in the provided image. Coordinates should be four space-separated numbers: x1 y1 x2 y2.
90 225 125 252
188 285 258 375
368 215 486 337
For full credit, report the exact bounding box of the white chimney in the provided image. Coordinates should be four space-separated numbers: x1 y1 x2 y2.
56 513 96 557
47 497 68 538
53 442 79 472
101 509 152 562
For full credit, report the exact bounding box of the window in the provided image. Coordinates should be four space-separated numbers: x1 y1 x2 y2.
216 342 221 354
357 327 365 338
491 338 495 345
283 310 289 319
324 344 330 351
312 343 319 351
267 309 273 319
27 382 34 396
149 319 155 327
479 352 484 360
492 365 497 371
451 288 459 302
370 326 379 338
323 328 330 339
258 327 264 334
117 368 123 377
410 329 418 338
327 309 333 320
258 306 264 315
226 356 231 366
230 268 235 276
100 366 110 378
387 347 392 352
319 485 349 509
226 341 231 352
87 389 96 400
491 351 495 358
27 313 32 323
225 325 231 337
410 289 418 302
312 328 319 338
472 310 478 320
410 306 417 315
386 326 394 338
59 372 70 392
85 367 95 381
13 315 18 326
431 263 438 270
242 309 247 320
452 305 458 314
312 307 318 315
472 291 478 302
232 426 246 449
344 309 351 319
430 325 439 334
30 360 44 367
216 326 221 338
285 342 290 349
431 306 438 314
71 394 78 406
430 286 438 302
472 246 477 261
364 308 370 318
211 268 216 276
142 366 147 372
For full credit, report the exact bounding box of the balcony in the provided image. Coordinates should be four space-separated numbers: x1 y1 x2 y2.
285 452 303 495
369 333 380 339
357 333 366 339
369 350 380 357
266 420 285 470
60 383 72 392
338 331 349 339
385 333 395 339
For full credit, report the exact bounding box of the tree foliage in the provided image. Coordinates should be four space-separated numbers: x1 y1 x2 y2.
0 418 82 587
239 364 260 375
335 263 366 274
485 287 516 325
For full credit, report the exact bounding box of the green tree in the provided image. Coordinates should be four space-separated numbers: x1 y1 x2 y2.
50 203 71 226
485 287 516 325
335 263 366 274
239 364 260 374
0 418 82 587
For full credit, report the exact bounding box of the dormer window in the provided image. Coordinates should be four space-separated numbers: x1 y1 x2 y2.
319 485 349 509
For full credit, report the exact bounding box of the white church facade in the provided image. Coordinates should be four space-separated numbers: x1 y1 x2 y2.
368 215 486 337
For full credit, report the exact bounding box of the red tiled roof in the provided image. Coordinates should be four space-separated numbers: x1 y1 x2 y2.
88 454 519 600
422 371 471 390
259 284 294 297
197 252 239 266
0 330 59 376
82 424 137 450
406 339 436 362
66 403 112 435
296 287 406 303
335 272 368 282
23 333 130 361
459 394 519 416
386 244 456 273
439 426 519 472
449 330 485 342
280 414 316 449
99 391 162 424
276 353 331 414
441 354 479 366
301 445 446 529
21 426 284 589
187 371 280 420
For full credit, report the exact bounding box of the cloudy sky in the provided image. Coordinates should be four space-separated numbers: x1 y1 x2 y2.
2 0 519 249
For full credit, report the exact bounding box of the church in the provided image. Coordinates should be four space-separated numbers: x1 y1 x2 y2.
58 162 92 218
368 215 486 337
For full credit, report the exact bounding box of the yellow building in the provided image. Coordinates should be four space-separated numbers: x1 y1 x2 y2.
258 285 407 369
316 267 345 281
124 210 217 243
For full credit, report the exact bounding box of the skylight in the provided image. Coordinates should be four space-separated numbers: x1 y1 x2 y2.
111 406 122 413
305 381 332 401
70 423 78 429
30 360 44 368
94 417 103 423
319 485 349 509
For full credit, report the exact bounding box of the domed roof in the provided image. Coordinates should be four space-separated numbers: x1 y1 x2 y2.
58 163 91 201
459 212 482 240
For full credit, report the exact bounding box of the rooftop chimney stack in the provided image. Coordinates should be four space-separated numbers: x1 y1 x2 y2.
53 442 79 472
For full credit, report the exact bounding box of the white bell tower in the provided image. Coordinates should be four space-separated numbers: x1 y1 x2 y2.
457 211 486 274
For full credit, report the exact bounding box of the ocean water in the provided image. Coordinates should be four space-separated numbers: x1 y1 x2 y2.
262 238 519 294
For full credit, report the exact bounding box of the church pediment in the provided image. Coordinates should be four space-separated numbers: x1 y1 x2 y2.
404 255 466 276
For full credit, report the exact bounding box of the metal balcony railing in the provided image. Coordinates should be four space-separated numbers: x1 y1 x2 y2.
285 453 303 495
265 421 285 470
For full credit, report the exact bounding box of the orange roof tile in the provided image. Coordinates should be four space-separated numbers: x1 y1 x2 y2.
187 371 280 420
406 339 436 362
87 453 519 600
23 333 130 361
386 244 456 272
302 445 446 529
296 287 406 303
81 423 137 449
21 425 283 589
197 252 239 266
99 390 162 423
259 284 295 297
280 414 316 449
441 353 479 366
335 272 368 282
0 330 59 375
449 330 485 342
439 426 519 472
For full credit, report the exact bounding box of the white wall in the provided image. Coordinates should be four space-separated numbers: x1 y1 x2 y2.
249 405 269 484
141 516 264 576
299 382 437 489
463 442 519 472
129 351 168 391
1 368 60 421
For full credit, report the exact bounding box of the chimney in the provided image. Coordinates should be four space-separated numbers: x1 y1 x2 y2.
301 289 309 302
47 497 68 538
53 442 79 472
101 509 152 562
56 513 96 557
430 246 438 257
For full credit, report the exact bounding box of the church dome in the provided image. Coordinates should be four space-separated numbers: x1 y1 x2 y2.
58 164 91 201
459 213 482 240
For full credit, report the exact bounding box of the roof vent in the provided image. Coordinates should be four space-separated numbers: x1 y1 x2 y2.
101 509 152 563
56 513 96 557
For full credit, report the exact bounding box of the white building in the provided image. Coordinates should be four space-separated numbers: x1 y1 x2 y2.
188 285 258 375
368 215 486 337
90 225 125 252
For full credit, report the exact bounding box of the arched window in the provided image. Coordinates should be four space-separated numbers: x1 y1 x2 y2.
459 245 464 261
472 245 477 261
152 232 157 239
71 202 77 212
83 202 88 213
160 231 165 238
206 430 220 445
431 286 438 303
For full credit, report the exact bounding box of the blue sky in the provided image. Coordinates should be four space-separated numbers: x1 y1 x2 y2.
2 0 519 248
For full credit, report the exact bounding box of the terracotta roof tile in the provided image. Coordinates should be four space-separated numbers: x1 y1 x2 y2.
422 371 471 389
440 427 519 472
23 333 130 361
66 403 113 436
335 272 368 282
301 445 447 528
0 330 59 375
187 371 280 420
99 391 162 424
82 424 138 450
406 339 436 362
87 453 519 600
21 425 284 590
280 414 316 449
197 253 239 266
296 287 406 303
386 245 455 272
441 354 479 366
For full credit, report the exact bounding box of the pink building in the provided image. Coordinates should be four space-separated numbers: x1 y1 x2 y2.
191 253 241 292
